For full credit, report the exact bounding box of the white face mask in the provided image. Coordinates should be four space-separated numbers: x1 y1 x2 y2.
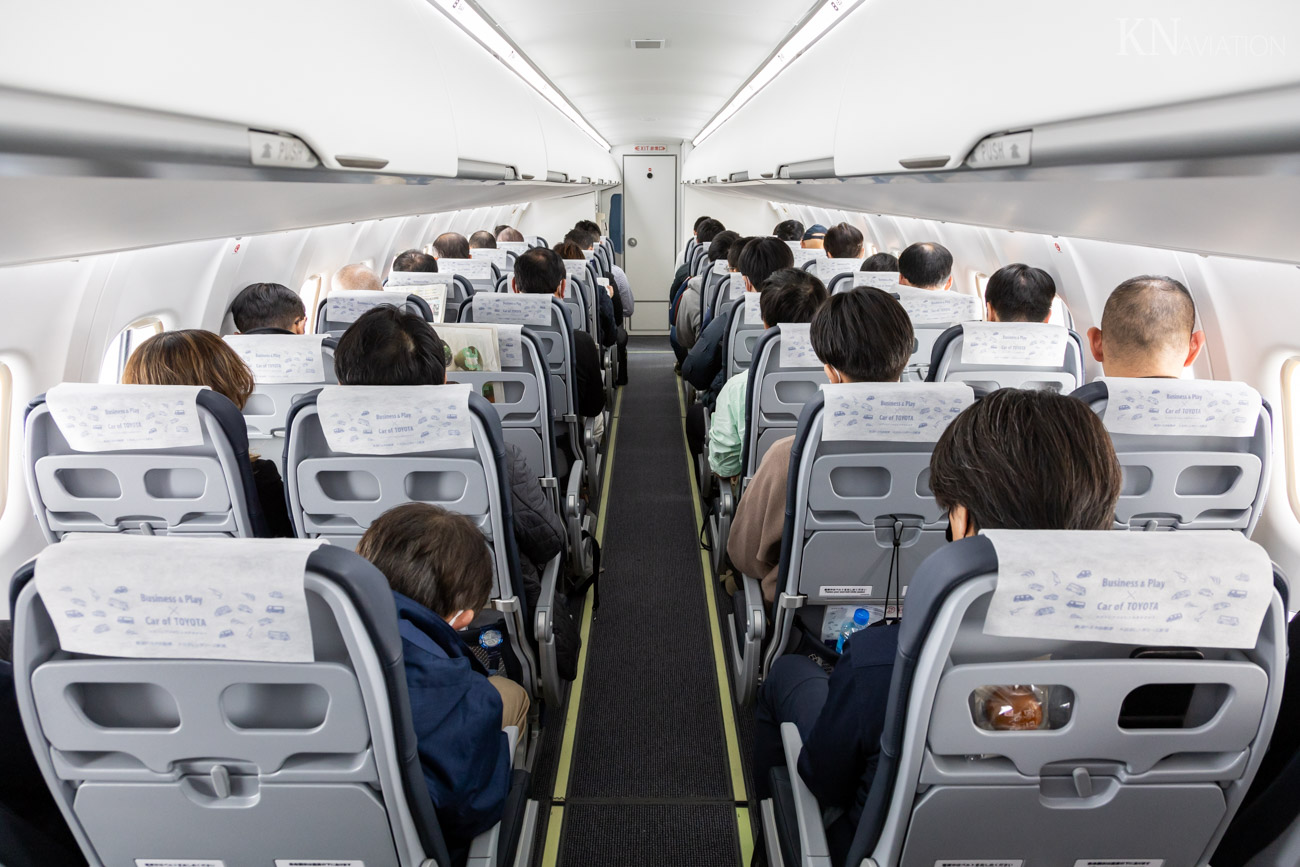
449 609 467 627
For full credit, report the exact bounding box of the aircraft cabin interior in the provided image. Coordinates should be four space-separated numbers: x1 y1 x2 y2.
2 1 1300 866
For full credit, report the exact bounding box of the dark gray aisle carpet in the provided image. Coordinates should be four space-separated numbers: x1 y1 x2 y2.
556 342 742 865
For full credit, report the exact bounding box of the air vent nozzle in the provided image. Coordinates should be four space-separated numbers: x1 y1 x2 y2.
631 39 665 49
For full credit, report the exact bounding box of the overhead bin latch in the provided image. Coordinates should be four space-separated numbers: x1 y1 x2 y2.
964 130 1033 169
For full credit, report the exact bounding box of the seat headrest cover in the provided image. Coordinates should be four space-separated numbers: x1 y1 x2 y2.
386 283 447 323
495 324 525 367
792 247 825 266
982 529 1274 649
727 272 746 302
470 247 508 268
316 384 474 454
34 535 325 661
895 286 983 325
958 321 1070 366
814 257 864 281
224 334 328 383
744 292 762 325
326 290 402 324
471 292 552 326
1100 377 1262 438
45 383 207 451
387 270 451 289
561 258 589 277
820 382 974 442
778 323 820 368
853 271 901 290
497 241 527 256
436 258 494 280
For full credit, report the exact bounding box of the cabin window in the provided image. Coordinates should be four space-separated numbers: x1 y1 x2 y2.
300 274 323 334
1047 295 1074 330
1284 357 1300 521
0 363 11 518
98 318 163 384
973 272 989 301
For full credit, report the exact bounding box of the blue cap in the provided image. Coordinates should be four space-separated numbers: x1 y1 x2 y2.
853 608 871 625
803 224 827 240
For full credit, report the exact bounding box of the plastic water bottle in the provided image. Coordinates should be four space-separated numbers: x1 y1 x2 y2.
836 608 871 653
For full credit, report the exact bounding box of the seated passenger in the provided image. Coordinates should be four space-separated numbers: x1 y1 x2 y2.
556 235 616 348
897 241 954 291
356 503 526 860
496 226 525 243
670 217 725 310
753 388 1122 864
773 219 805 243
122 330 294 537
728 288 911 601
333 263 383 293
823 222 865 259
230 282 306 335
433 232 472 260
707 268 829 482
513 246 607 422
392 249 439 274
675 230 740 355
575 219 634 383
1087 275 1205 378
861 252 899 272
984 263 1055 323
801 224 827 250
468 231 496 250
333 306 577 678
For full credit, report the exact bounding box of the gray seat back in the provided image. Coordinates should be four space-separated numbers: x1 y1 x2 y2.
25 386 264 540
561 261 597 343
724 295 766 381
315 292 433 336
710 268 746 324
1073 379 1272 533
436 258 498 296
742 326 829 479
928 322 1085 392
9 538 456 867
228 335 338 473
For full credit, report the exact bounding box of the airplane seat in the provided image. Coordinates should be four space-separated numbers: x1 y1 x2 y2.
709 268 745 326
732 383 983 706
494 274 510 293
891 289 985 381
826 272 855 295
683 236 699 266
690 244 710 277
694 296 763 502
527 236 547 249
283 384 564 705
811 258 864 292
1071 378 1272 534
25 384 273 540
8 536 537 867
437 260 497 297
765 531 1289 867
443 274 475 323
925 321 1086 392
315 291 435 337
225 333 338 474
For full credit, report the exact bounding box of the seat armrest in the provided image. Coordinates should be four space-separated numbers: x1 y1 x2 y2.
534 555 562 644
741 572 766 643
466 727 522 867
780 722 832 866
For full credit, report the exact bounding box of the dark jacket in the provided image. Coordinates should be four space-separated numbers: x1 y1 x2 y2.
572 330 607 419
502 442 579 679
250 458 294 538
681 313 730 406
394 592 512 854
596 287 616 348
242 326 297 335
797 623 900 865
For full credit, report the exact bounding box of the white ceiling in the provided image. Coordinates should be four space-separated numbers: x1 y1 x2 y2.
472 0 816 146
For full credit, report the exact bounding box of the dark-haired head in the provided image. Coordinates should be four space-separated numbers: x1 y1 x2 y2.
727 236 755 272
230 282 306 333
393 249 438 274
553 240 584 261
433 233 471 260
759 269 828 327
697 218 725 244
985 263 1055 323
898 242 953 290
574 219 601 236
810 288 913 383
693 215 712 233
565 228 598 250
708 230 741 263
514 246 566 296
334 305 446 386
861 252 899 273
773 219 805 242
738 237 795 291
468 231 496 250
824 222 865 259
930 390 1121 538
1088 275 1204 379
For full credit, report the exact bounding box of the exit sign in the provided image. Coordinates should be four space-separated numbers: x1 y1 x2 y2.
634 145 667 151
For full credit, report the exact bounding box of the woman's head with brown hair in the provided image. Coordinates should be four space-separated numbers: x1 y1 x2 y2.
122 329 255 409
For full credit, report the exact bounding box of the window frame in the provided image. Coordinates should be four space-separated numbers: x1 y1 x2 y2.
0 363 11 518
1283 356 1300 522
98 317 164 384
300 274 323 334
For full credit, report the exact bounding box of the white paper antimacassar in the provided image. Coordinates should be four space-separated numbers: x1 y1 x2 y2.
224 335 327 384
819 382 974 442
316 383 474 454
45 383 207 452
959 322 1070 367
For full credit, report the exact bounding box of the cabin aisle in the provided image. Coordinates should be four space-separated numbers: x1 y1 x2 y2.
544 338 746 866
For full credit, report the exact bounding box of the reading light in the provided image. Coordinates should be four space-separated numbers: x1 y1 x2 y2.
692 0 866 147
430 0 611 151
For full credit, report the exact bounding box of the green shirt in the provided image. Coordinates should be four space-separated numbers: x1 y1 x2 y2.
707 370 749 479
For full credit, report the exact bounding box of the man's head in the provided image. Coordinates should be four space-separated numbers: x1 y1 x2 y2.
693 215 712 236
773 219 805 242
898 242 954 290
333 264 383 293
565 228 598 251
468 231 497 250
930 389 1121 539
334 305 446 386
513 246 566 298
392 249 438 273
357 503 492 628
574 219 601 237
861 252 899 273
1087 275 1204 378
759 269 829 328
696 218 726 244
811 288 913 383
496 226 525 242
708 230 741 264
737 237 795 292
727 236 755 272
801 224 827 250
432 232 471 260
230 282 306 333
984 263 1056 323
824 222 865 259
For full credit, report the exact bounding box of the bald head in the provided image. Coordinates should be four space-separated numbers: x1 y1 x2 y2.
333 264 382 293
433 233 471 259
1089 275 1204 378
496 226 524 242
